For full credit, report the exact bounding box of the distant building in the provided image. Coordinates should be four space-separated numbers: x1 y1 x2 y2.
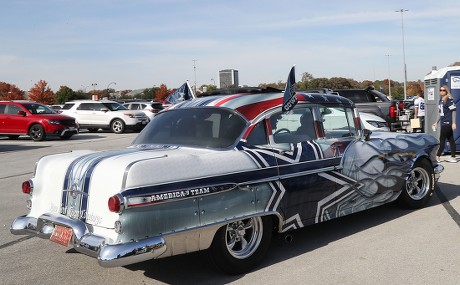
219 69 239 88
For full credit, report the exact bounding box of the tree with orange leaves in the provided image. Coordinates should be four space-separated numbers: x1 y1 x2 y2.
155 84 171 103
29 80 55 105
0 82 25 100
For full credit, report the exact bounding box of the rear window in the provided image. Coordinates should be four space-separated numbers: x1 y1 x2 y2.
150 103 164 110
62 103 75 110
336 90 373 103
132 107 247 148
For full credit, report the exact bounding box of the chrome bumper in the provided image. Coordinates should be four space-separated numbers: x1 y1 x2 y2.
434 164 444 182
10 213 166 268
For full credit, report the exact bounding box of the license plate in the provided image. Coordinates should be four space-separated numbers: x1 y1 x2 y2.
50 225 73 247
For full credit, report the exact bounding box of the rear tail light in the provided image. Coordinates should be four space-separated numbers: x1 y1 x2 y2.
108 194 124 213
22 180 33 194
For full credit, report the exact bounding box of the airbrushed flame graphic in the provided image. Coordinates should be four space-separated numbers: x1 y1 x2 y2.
240 132 438 229
316 133 438 221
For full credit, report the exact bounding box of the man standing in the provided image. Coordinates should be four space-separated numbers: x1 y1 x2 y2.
413 92 425 133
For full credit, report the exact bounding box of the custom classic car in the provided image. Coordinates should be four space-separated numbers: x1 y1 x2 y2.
11 90 443 274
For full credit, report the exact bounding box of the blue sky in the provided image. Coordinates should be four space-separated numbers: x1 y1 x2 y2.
1 0 459 92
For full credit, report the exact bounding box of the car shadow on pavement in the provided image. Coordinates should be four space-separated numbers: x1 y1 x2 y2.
0 143 47 153
123 184 458 284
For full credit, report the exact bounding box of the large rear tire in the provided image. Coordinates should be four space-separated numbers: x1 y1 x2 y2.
210 216 272 275
397 159 434 209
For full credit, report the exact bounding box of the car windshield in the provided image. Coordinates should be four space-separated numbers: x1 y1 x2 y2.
102 102 128 111
22 103 56 114
132 107 247 148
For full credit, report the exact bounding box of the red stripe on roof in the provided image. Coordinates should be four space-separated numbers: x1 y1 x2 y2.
235 98 283 120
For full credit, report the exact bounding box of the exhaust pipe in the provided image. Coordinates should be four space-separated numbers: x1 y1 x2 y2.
284 234 293 243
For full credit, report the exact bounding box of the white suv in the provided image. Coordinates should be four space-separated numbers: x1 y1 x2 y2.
60 100 149 133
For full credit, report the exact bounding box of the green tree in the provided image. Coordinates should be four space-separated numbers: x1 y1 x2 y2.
55 86 77 104
143 87 156 100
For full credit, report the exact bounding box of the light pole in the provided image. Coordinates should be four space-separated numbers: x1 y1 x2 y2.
192 59 197 93
91 83 97 91
385 54 392 99
106 82 116 98
396 9 408 100
211 78 215 86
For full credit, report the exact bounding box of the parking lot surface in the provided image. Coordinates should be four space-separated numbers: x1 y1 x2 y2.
1 132 460 285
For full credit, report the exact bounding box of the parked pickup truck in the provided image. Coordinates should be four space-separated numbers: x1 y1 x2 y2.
333 86 392 123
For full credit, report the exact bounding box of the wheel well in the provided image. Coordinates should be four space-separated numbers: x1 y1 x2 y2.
110 118 125 125
28 123 43 132
264 213 282 234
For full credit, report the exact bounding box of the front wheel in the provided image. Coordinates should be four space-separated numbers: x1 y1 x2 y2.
397 159 434 208
210 216 273 275
29 124 46 141
111 119 125 134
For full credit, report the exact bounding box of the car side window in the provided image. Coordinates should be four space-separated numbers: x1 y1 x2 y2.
321 106 356 138
270 108 316 144
93 103 106 111
77 103 93 111
0 104 6 114
246 121 268 145
6 104 21 115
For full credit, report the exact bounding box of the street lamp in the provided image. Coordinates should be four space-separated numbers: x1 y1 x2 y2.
192 59 197 93
396 9 408 100
91 83 98 91
385 54 392 99
211 78 215 86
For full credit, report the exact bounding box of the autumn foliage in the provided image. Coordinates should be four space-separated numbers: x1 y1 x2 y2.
155 84 171 103
0 82 25 100
28 80 55 105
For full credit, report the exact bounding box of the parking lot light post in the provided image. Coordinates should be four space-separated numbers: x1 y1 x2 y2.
385 54 392 99
192 59 197 93
396 9 408 101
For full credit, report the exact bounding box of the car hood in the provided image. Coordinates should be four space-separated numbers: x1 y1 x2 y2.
359 112 385 122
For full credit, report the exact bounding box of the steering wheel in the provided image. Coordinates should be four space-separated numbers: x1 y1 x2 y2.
274 128 291 135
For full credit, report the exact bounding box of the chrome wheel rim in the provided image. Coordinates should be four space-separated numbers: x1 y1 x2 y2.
406 166 430 200
112 121 123 132
225 216 263 259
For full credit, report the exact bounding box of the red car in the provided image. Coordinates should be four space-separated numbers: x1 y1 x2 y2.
0 101 78 141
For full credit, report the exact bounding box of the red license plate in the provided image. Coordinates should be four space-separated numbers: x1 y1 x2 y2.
50 225 73 247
